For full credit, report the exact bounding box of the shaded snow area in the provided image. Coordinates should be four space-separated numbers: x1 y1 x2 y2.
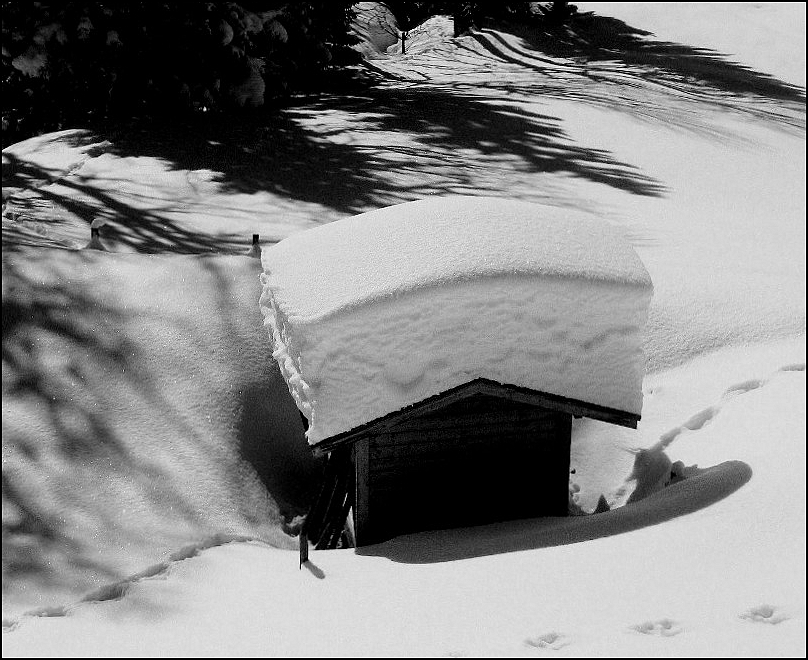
2 2 806 657
260 196 652 443
2 249 319 616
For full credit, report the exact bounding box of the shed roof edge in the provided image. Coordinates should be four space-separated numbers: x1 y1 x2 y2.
311 378 639 456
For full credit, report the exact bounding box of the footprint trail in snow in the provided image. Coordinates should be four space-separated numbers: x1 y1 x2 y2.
657 363 805 448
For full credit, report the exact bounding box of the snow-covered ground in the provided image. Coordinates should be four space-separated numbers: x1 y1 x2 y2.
2 2 805 656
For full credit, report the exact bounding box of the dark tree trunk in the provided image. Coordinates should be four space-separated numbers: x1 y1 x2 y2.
549 1 573 23
454 2 474 37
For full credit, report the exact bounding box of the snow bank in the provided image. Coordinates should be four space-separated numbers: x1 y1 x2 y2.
349 2 399 60
2 248 316 616
260 196 653 444
386 15 455 56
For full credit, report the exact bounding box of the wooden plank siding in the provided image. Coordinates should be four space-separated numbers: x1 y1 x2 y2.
352 394 573 546
353 438 371 546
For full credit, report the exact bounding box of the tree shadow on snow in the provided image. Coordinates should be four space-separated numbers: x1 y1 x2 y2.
1 250 321 608
2 150 250 255
2 251 192 594
358 459 752 563
3 80 665 256
299 87 667 200
488 12 805 107
87 86 666 211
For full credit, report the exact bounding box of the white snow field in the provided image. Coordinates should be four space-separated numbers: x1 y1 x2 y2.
260 196 653 443
2 2 805 657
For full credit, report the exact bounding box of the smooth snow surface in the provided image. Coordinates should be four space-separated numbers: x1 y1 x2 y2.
260 196 652 443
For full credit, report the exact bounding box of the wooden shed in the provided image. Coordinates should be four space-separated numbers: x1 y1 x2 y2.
258 197 653 555
302 377 639 550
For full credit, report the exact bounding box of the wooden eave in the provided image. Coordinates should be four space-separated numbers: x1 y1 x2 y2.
311 377 640 457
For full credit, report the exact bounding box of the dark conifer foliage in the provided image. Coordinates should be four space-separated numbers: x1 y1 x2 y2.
1 1 358 145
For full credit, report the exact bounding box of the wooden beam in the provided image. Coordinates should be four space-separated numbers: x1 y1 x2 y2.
353 438 371 546
312 378 640 455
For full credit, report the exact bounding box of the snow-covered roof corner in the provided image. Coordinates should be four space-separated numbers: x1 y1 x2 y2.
259 196 653 445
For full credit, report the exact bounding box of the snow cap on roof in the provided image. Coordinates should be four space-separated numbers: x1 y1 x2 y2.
260 196 653 445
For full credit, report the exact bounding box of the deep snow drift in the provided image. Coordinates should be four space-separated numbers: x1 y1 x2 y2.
260 196 652 443
1 1 805 657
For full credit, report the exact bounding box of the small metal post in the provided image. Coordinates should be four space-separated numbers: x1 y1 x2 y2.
299 528 309 568
85 223 106 251
248 233 261 259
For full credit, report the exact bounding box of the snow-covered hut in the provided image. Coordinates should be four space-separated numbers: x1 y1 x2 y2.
259 196 653 547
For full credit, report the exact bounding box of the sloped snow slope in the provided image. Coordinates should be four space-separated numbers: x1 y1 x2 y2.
2 249 320 616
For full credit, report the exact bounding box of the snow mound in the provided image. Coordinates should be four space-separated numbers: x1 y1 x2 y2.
350 2 399 60
387 15 455 56
260 196 653 444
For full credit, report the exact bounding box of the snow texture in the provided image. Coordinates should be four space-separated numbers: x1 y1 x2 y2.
260 196 652 443
1 2 805 655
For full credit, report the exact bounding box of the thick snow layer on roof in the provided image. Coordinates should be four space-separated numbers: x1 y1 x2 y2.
260 196 653 444
262 196 651 324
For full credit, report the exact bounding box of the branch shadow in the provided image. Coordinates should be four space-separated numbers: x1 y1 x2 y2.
4 81 666 255
2 251 205 596
2 249 316 612
494 12 805 106
357 459 752 563
3 151 249 255
80 85 664 214
306 86 666 198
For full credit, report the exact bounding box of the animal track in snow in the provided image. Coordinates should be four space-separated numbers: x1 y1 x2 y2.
2 618 19 633
778 363 805 373
524 631 571 650
723 378 765 396
3 533 258 632
658 363 805 447
631 618 683 637
739 604 789 625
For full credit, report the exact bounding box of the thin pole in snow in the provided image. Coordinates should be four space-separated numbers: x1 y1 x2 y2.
248 233 261 259
299 528 309 568
84 219 107 251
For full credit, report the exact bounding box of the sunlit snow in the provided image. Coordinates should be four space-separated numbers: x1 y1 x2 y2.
1 2 805 657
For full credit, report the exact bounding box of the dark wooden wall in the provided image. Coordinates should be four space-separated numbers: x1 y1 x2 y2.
353 394 572 546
